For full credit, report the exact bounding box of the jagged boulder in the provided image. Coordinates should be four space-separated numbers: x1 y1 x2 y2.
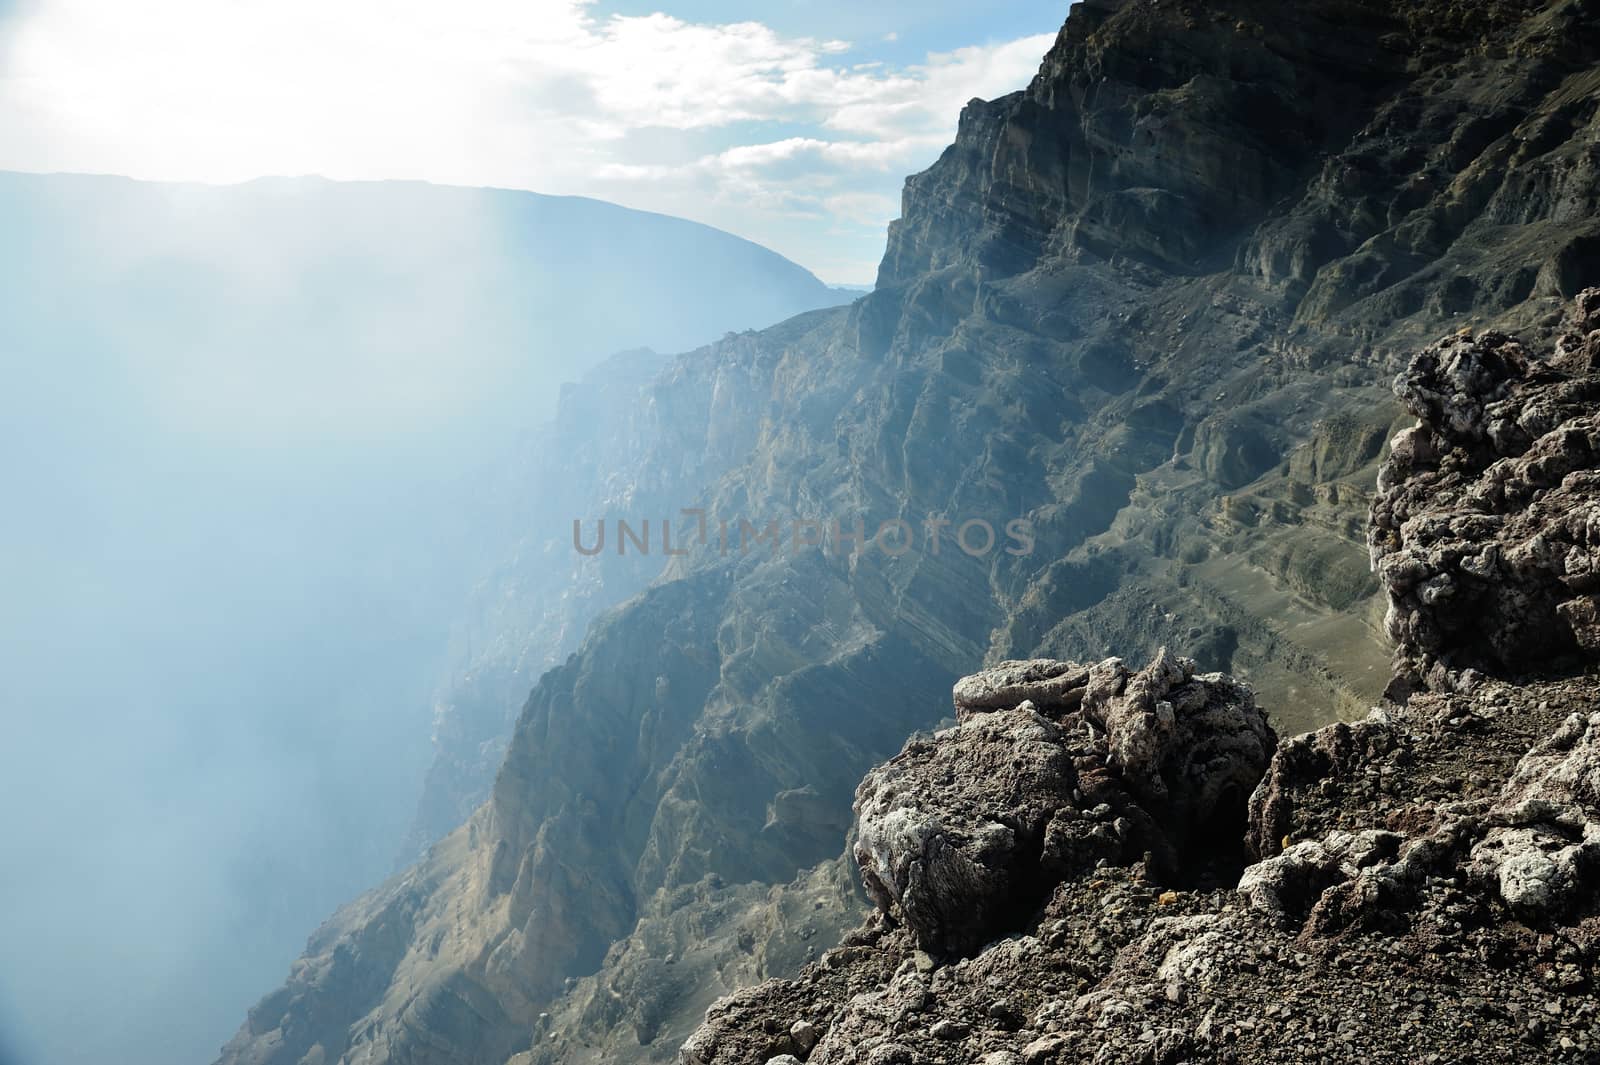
1078 648 1275 833
852 706 1086 958
852 652 1273 956
1468 710 1600 921
1370 291 1600 689
1244 709 1402 860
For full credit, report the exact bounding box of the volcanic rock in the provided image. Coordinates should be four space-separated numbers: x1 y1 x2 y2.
1371 292 1600 689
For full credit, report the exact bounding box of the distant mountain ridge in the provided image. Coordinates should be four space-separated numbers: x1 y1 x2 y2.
0 170 846 420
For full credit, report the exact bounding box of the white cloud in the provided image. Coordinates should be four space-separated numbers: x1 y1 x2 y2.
0 0 1053 282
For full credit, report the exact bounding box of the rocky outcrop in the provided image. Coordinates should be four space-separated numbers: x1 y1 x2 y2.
853 653 1272 957
683 708 1600 1061
852 707 1082 959
220 2 1600 1063
1371 290 1600 690
685 673 1593 1064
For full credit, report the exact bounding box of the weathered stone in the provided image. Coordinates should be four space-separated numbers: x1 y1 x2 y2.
952 660 1090 717
1371 292 1600 687
1080 649 1275 829
1237 830 1403 928
854 653 1270 956
852 707 1078 956
789 1019 820 1054
1468 711 1600 920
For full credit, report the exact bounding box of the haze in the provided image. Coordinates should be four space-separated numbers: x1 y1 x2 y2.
0 3 1064 1062
0 171 845 1065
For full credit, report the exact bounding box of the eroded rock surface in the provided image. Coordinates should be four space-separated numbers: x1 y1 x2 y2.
1371 291 1600 690
683 303 1600 1065
852 707 1080 958
685 681 1600 1065
854 653 1272 957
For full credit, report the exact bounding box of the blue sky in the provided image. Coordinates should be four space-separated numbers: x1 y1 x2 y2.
0 1 1065 282
600 2 1061 64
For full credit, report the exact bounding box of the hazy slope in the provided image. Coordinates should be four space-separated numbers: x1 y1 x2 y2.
217 1 1600 1063
0 171 848 1065
685 289 1600 1065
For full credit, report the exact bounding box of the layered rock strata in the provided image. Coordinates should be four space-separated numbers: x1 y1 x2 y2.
683 297 1600 1065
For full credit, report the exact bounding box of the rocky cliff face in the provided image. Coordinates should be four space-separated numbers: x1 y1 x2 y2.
684 295 1600 1064
218 1 1600 1063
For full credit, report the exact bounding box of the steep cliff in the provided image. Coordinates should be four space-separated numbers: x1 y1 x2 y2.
685 292 1600 1065
218 1 1600 1062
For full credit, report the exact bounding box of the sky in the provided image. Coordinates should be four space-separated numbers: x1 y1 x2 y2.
0 1 1065 283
